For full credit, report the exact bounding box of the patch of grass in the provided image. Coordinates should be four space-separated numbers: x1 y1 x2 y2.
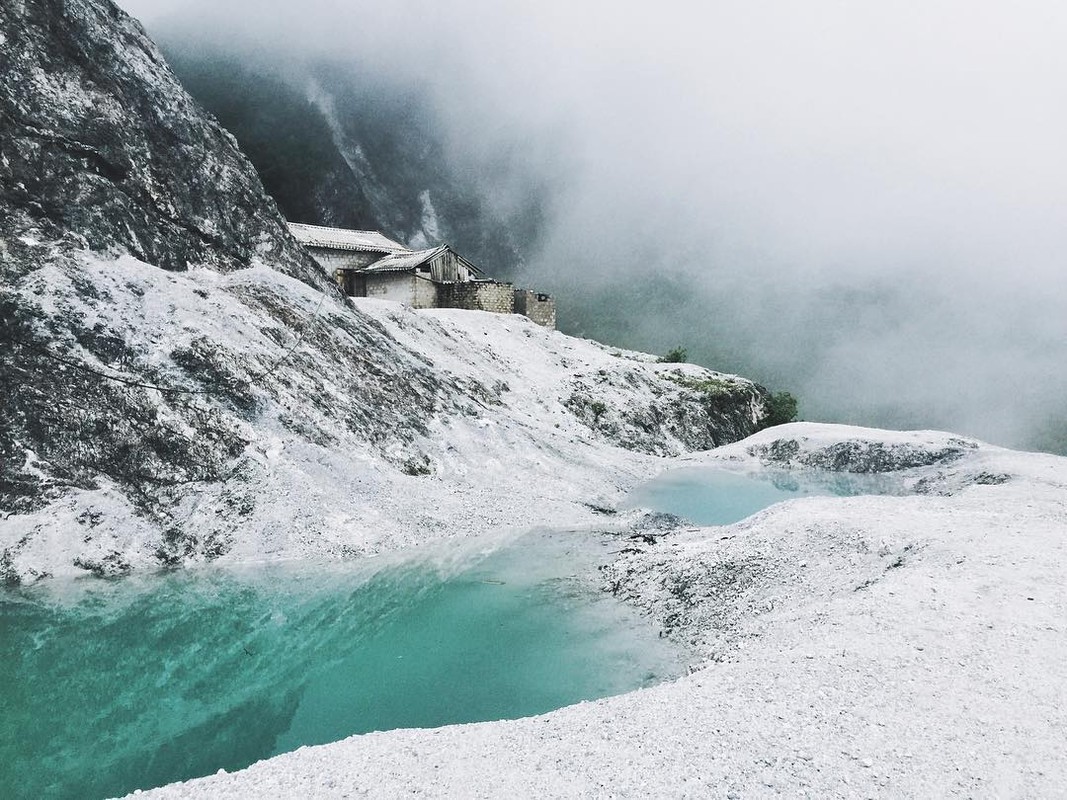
664 372 738 396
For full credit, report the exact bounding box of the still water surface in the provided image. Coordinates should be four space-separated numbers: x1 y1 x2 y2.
1 529 686 800
624 466 903 525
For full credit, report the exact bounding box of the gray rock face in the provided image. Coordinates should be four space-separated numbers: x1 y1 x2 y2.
0 0 447 576
566 370 768 456
0 0 318 278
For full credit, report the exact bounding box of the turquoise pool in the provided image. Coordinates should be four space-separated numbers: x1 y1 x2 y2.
0 529 686 800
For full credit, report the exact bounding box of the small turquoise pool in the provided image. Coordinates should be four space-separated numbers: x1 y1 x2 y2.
0 530 687 800
624 466 902 525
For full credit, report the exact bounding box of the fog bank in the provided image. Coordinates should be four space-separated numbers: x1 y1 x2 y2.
119 0 1067 453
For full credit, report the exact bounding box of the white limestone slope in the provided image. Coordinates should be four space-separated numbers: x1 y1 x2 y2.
137 423 1067 799
0 253 763 581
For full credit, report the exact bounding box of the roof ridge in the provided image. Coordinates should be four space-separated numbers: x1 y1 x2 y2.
285 221 411 253
287 221 387 236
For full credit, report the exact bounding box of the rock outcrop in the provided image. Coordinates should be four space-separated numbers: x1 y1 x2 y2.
0 0 316 276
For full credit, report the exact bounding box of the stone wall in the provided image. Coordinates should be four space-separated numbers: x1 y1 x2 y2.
438 281 516 314
413 275 438 309
514 289 556 329
326 269 554 327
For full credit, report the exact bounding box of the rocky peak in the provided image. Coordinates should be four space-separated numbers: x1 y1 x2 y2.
0 0 319 280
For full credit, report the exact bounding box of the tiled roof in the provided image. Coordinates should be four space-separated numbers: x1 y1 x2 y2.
286 222 409 253
362 246 450 274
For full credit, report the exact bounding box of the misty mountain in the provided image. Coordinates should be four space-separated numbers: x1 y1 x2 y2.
157 39 544 278
118 0 1067 458
0 0 772 583
148 40 801 401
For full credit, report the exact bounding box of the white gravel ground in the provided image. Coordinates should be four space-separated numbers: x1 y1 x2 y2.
134 423 1067 798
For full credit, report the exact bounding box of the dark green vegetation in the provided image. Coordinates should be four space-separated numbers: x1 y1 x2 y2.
659 346 688 364
764 391 799 427
163 52 349 231
664 373 745 396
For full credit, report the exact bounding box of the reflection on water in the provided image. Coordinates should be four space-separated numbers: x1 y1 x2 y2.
625 467 904 525
0 529 687 800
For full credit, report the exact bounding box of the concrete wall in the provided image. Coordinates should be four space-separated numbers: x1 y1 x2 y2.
413 275 438 309
438 281 515 314
365 273 415 304
514 289 557 329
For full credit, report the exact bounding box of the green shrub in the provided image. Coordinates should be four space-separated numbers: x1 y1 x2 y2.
659 346 688 363
764 391 799 427
664 373 735 396
590 400 608 423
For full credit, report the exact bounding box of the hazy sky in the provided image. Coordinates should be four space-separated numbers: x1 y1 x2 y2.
118 0 1067 452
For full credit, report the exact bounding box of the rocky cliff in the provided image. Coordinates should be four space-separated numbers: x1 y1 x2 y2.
0 0 771 583
157 42 540 278
0 0 318 275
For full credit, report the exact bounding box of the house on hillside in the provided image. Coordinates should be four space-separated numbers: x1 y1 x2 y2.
287 222 556 328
